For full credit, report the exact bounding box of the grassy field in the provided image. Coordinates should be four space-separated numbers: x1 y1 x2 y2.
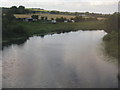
18 21 105 35
14 13 76 20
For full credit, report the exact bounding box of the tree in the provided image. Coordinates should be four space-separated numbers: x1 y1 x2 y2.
3 11 16 23
18 6 25 14
51 18 54 20
5 6 31 14
105 13 119 33
50 10 59 14
70 17 74 20
2 8 27 39
75 12 79 15
74 16 83 22
10 6 18 14
41 17 44 20
45 17 48 20
31 15 39 19
56 17 66 22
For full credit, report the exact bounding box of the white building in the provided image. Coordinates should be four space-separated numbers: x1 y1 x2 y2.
64 20 68 23
79 14 87 17
51 20 57 24
71 20 75 23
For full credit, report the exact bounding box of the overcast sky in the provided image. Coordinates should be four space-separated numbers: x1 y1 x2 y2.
0 0 119 14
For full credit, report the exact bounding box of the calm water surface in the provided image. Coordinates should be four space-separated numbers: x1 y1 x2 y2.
2 30 118 88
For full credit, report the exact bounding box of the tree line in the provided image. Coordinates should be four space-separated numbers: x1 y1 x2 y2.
2 6 32 14
103 12 120 58
2 6 27 40
2 5 108 17
104 12 120 33
29 15 97 22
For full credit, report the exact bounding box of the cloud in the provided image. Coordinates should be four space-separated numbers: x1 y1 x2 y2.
89 1 118 6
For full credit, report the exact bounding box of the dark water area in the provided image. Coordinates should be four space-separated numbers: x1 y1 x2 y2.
2 30 118 88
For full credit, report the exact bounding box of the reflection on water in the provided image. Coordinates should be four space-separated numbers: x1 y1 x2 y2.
2 37 29 48
2 30 118 88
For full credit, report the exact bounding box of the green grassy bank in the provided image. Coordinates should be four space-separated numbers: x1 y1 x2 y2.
102 13 119 59
18 21 105 35
103 31 118 58
2 21 105 45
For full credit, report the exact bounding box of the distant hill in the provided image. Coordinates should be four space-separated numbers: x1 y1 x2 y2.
26 8 109 18
2 6 110 19
26 8 51 13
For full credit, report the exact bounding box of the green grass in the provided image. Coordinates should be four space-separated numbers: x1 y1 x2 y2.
103 31 118 58
18 21 105 35
3 21 105 45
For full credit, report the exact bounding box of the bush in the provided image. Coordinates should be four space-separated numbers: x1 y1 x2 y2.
56 17 66 22
3 23 27 39
2 9 27 39
31 15 39 19
103 31 118 58
74 16 83 22
105 13 119 33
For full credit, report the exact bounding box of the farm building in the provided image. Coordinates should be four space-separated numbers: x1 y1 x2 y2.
71 20 75 23
64 20 68 23
51 20 57 24
97 17 106 21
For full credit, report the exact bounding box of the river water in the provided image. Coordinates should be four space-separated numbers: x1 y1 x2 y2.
2 30 118 88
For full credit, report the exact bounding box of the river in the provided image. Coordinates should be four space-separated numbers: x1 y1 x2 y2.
2 30 118 88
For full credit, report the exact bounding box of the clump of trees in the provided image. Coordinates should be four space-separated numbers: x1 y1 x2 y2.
103 12 120 41
3 6 32 14
103 12 120 58
50 10 60 14
105 12 119 33
55 16 98 23
2 7 27 39
73 16 84 22
31 15 39 19
45 17 48 20
40 16 48 21
56 17 67 22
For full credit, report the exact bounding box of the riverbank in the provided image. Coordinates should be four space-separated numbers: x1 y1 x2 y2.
3 21 105 44
103 31 118 58
18 21 105 35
